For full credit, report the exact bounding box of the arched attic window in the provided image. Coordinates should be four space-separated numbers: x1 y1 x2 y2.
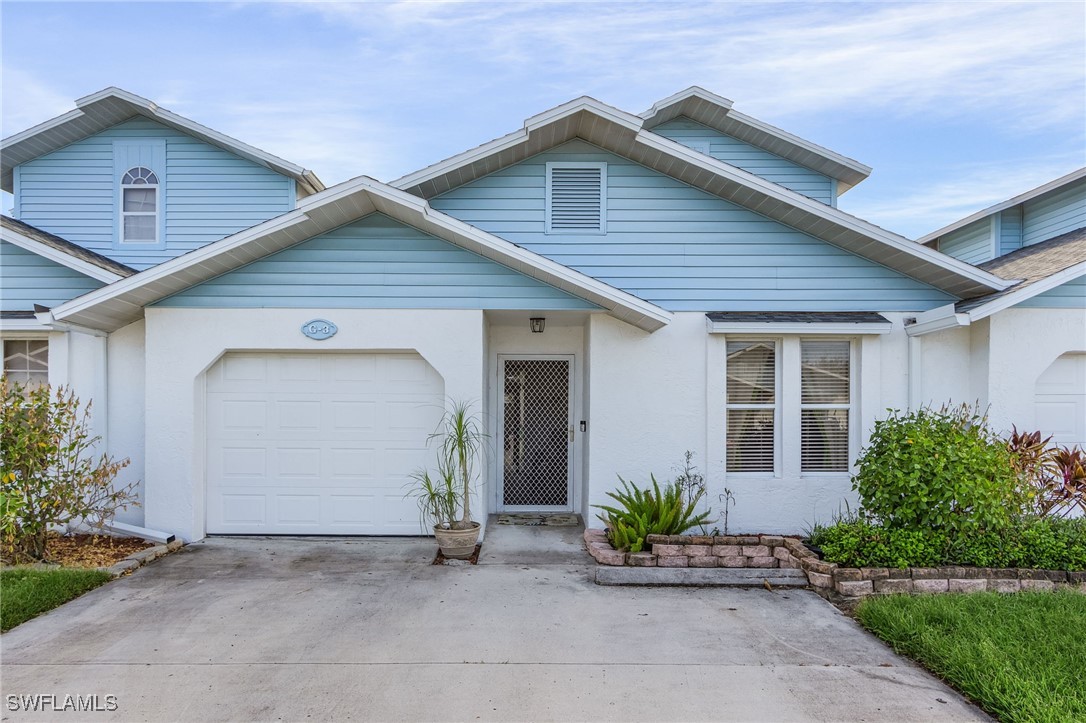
121 166 160 243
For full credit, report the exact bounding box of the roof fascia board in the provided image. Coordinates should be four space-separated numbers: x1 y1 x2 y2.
395 98 1007 297
641 86 735 118
1 226 124 283
52 177 672 333
392 98 639 192
640 87 871 190
964 261 1086 322
720 108 872 188
706 319 892 335
634 131 1014 294
51 210 314 323
0 318 52 334
918 167 1086 245
3 87 324 195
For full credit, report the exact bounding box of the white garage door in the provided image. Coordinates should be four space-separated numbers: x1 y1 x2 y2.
206 352 444 534
1035 353 1086 447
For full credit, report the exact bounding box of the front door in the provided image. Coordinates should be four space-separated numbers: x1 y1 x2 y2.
498 356 574 511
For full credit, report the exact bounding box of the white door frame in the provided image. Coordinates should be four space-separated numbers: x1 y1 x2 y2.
495 353 575 513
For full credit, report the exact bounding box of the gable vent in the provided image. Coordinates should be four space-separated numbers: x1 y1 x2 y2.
546 162 607 234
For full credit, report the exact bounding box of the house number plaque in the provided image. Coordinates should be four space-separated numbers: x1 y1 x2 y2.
301 319 338 340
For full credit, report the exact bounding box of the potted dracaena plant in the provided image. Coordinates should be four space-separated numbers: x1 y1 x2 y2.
407 401 485 558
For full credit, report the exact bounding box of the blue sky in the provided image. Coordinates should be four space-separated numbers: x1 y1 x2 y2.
2 1 1084 238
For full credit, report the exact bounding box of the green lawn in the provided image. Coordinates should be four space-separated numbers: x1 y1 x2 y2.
1 567 112 632
856 591 1086 722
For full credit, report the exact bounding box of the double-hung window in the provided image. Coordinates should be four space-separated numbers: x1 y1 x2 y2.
121 166 160 243
725 338 854 475
726 341 778 473
114 139 165 247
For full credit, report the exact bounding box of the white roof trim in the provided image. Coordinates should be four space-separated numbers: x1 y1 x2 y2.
906 261 1086 335
1 225 124 283
393 96 641 191
964 260 1086 322
706 320 892 335
635 131 1014 294
393 96 1008 298
50 176 672 333
2 87 324 195
918 167 1086 245
0 318 51 334
639 86 872 192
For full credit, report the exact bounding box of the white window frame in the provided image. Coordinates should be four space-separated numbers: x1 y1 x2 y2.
120 167 160 245
723 336 858 480
2 336 50 388
725 338 782 476
545 161 607 235
113 139 166 249
798 338 857 476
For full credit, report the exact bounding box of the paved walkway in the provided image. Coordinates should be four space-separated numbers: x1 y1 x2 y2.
1 527 987 721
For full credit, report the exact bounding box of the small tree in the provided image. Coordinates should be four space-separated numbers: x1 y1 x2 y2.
1 380 137 560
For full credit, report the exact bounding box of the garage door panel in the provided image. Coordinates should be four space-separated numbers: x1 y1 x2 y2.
206 351 445 535
1035 353 1086 448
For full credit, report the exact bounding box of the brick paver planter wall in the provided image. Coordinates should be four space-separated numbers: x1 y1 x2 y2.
584 528 1086 598
583 529 810 569
817 564 1086 599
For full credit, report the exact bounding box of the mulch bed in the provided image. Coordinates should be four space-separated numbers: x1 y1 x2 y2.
42 533 154 568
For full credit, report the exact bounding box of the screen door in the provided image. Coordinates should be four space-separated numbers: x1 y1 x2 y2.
499 357 573 510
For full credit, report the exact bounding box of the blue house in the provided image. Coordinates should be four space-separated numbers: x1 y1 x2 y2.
1 87 1081 541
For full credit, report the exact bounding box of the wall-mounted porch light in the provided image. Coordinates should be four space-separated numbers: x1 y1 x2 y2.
529 317 546 333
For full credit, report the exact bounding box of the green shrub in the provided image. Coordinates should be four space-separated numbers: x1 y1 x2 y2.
594 475 712 552
817 517 1086 571
1 381 136 561
853 405 1026 536
814 517 947 568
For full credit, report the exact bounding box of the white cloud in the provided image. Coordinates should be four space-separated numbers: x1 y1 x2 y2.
287 1 1085 128
0 68 72 137
843 157 1085 238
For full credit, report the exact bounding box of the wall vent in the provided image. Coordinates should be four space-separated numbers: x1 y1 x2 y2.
546 162 606 234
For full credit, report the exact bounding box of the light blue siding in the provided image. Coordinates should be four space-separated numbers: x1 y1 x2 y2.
1015 274 1086 308
999 207 1023 256
429 140 954 312
16 118 295 270
0 241 104 310
1022 179 1086 246
155 214 600 310
651 118 836 205
938 219 992 265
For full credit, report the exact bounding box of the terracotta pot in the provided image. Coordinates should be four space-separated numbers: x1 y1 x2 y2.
434 522 481 559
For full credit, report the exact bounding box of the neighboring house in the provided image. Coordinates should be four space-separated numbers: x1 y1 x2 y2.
912 170 1086 447
0 86 1071 543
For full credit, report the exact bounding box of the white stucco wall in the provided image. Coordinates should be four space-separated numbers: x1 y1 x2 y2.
107 320 146 526
142 308 487 541
917 308 1086 437
485 315 588 514
581 313 915 535
986 308 1086 435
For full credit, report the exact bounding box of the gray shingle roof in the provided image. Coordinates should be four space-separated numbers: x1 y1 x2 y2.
706 311 889 324
956 227 1086 312
2 215 136 279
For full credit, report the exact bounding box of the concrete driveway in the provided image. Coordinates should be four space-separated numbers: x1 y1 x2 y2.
1 530 986 722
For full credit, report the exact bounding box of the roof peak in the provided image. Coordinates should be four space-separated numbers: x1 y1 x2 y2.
1 87 325 196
